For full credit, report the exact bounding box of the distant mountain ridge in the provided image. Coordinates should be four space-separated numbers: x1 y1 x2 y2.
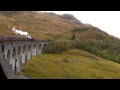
0 11 33 17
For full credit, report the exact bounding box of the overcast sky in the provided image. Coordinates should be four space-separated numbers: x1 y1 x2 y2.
40 11 120 38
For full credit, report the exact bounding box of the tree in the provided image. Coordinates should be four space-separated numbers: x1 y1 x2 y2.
71 34 76 40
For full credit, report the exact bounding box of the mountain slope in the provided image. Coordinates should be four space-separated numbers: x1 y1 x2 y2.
0 11 113 40
0 11 82 40
1 11 120 63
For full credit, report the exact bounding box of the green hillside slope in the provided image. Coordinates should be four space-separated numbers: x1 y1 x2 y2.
20 49 120 79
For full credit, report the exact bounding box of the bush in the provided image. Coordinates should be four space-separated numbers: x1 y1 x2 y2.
43 39 70 54
71 34 76 40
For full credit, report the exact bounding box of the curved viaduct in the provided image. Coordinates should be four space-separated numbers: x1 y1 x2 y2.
0 35 48 75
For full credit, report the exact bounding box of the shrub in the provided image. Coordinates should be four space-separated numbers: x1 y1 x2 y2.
43 39 70 54
71 34 76 40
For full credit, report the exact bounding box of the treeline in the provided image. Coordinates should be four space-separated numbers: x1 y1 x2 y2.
72 38 120 63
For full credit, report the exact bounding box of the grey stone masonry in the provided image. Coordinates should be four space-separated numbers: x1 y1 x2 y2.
0 41 48 77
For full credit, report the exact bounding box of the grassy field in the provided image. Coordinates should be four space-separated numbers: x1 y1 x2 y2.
20 49 120 79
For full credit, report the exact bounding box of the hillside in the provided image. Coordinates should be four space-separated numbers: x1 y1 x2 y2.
1 11 120 63
0 11 82 40
20 49 120 79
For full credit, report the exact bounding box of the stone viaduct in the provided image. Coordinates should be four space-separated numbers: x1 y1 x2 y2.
0 35 48 75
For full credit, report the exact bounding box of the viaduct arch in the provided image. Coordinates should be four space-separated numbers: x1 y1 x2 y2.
0 40 48 74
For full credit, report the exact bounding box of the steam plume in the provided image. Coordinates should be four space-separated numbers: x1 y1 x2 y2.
12 27 32 39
